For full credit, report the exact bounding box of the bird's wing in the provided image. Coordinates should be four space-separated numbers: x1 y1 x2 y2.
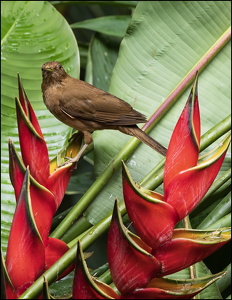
59 91 147 126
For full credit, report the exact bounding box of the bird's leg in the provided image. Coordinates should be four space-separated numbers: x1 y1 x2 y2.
58 143 89 168
59 143 89 167
58 131 92 168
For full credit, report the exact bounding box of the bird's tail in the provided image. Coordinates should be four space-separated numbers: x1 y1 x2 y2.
118 125 167 156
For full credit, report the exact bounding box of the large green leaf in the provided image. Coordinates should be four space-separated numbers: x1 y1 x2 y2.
1 1 79 253
85 1 231 224
71 15 131 37
86 33 120 91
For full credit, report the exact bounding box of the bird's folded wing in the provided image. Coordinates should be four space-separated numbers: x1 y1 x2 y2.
59 93 147 126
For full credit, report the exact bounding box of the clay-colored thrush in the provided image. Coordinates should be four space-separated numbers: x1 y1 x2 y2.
41 61 167 165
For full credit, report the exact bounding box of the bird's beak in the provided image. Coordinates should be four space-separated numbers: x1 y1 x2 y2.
45 68 53 72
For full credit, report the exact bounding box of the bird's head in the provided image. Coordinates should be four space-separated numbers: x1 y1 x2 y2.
41 61 68 84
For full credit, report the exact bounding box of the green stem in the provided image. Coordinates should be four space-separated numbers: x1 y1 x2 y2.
61 216 92 243
203 213 231 230
197 192 231 229
140 158 165 189
98 269 113 285
200 115 231 150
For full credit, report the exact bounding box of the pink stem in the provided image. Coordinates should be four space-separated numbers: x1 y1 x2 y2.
143 27 231 132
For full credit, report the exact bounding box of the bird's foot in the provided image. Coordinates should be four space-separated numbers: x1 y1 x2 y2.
58 156 79 169
58 143 89 168
58 156 80 169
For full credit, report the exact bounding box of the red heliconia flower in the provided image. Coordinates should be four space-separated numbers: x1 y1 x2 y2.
72 74 231 299
72 200 228 299
122 132 230 276
4 75 82 298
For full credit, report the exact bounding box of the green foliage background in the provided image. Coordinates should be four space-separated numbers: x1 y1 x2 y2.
1 1 231 299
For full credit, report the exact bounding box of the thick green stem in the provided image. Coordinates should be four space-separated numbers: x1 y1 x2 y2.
200 115 231 150
203 213 231 230
197 192 231 229
62 216 92 243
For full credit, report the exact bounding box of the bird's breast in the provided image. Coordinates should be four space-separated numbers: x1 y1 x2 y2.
42 85 62 113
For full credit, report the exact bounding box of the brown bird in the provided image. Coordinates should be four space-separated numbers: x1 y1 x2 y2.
41 61 167 165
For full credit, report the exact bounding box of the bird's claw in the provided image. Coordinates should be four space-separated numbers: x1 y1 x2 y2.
57 143 88 169
58 156 79 168
64 156 72 160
